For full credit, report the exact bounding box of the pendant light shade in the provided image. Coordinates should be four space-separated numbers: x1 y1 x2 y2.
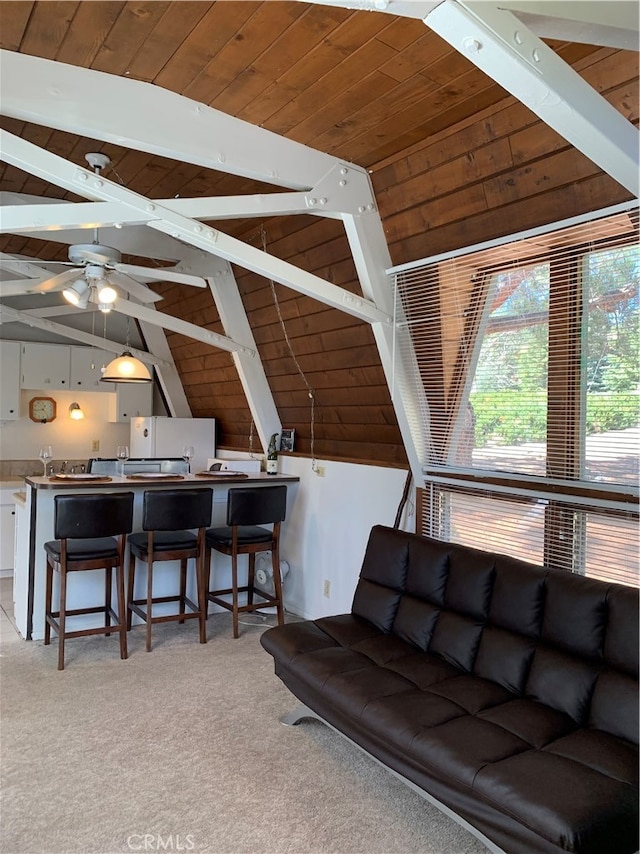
101 351 152 383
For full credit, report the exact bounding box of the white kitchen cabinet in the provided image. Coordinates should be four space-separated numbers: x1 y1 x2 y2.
20 342 70 389
111 382 153 422
69 346 115 392
0 489 17 574
0 341 21 419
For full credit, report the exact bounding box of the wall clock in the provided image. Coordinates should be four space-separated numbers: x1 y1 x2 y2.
29 396 57 423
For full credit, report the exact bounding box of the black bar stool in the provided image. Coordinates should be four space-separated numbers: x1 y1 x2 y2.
44 491 134 670
127 488 213 651
205 485 287 638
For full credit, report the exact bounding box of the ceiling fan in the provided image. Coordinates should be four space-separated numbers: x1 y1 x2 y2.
0 153 207 307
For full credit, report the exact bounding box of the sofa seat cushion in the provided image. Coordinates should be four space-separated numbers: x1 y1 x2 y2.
543 728 638 786
478 697 577 748
473 750 639 854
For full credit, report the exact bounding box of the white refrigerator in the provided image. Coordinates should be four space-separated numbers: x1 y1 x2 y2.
130 416 216 473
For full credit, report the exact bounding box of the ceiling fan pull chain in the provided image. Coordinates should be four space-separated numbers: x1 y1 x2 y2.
261 224 317 468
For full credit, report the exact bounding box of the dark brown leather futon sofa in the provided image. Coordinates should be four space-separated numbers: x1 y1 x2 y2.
261 525 639 854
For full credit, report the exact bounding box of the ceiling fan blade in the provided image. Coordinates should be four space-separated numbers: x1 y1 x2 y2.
31 267 82 293
108 272 163 303
114 263 206 287
0 253 71 278
0 277 52 297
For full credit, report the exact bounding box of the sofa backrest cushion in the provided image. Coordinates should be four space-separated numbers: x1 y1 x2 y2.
351 526 409 632
351 525 639 740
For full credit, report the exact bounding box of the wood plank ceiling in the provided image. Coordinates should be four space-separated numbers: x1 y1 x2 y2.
1 2 637 464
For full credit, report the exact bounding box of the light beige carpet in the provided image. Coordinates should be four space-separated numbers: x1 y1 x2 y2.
1 614 486 854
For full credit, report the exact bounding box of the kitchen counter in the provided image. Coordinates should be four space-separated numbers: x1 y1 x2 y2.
15 472 300 641
0 477 25 489
25 472 297 489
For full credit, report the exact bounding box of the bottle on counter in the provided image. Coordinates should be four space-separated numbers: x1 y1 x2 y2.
266 433 279 475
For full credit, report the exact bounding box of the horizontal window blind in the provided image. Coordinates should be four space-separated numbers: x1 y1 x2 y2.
395 202 639 587
422 486 639 588
393 206 639 484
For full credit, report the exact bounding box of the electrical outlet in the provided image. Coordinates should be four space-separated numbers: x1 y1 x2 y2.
91 439 100 452
316 465 326 477
323 579 331 598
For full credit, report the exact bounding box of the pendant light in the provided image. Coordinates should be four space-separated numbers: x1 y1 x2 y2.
101 316 152 384
101 351 152 383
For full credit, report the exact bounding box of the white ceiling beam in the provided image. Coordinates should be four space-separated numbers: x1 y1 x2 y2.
0 131 391 326
0 161 378 234
206 258 281 454
297 0 440 18
0 49 339 191
0 193 330 235
426 0 639 197
112 300 254 357
0 304 165 365
496 1 639 50
343 211 430 487
134 316 192 418
304 0 639 48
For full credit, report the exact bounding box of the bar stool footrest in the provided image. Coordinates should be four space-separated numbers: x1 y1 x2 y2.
128 596 202 625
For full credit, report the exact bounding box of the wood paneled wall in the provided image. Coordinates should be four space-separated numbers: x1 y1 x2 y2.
163 44 636 466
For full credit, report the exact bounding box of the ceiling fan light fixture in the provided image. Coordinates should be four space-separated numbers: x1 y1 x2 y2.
62 277 89 308
97 283 117 304
101 351 152 384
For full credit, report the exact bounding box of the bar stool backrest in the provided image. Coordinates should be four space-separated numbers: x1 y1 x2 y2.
226 485 287 527
54 492 134 540
142 488 213 532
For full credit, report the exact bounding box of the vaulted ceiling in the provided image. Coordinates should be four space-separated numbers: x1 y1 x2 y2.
1 1 637 466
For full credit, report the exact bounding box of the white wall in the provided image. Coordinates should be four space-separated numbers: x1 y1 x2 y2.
276 455 414 619
0 389 129 463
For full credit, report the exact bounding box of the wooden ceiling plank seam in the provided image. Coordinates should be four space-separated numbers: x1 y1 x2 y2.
90 1 172 76
17 1 77 60
153 1 262 93
314 63 500 160
214 3 354 117
125 2 216 82
0 1 35 52
265 36 399 137
56 2 125 68
240 10 395 130
182 1 307 107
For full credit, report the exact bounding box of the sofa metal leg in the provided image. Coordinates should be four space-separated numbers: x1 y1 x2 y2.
279 704 319 727
278 703 508 854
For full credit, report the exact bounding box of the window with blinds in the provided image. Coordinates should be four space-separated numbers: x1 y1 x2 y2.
393 202 639 587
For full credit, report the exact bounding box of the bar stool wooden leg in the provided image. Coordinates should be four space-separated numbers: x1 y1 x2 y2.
116 563 128 660
179 559 187 623
105 566 112 636
197 553 206 644
44 558 53 646
272 542 285 627
231 552 240 639
247 554 256 606
145 556 154 652
127 553 136 631
58 567 68 671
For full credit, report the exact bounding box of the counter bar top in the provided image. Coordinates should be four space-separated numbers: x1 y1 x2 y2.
26 472 299 489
